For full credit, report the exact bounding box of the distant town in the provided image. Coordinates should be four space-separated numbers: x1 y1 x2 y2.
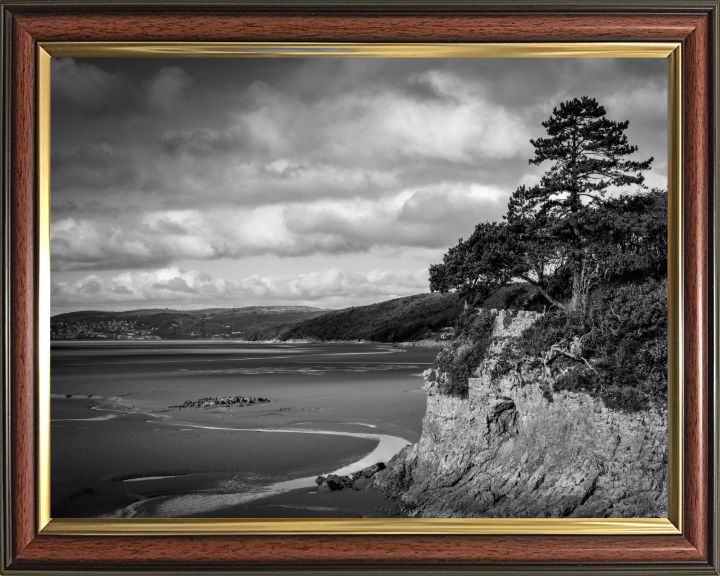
49 306 331 341
51 320 162 340
49 318 246 340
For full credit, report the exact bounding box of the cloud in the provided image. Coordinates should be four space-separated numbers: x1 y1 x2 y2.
49 58 669 313
51 216 174 271
235 268 429 303
51 266 431 312
51 59 134 112
145 66 194 110
51 60 196 117
50 185 506 271
152 276 196 293
50 59 666 214
51 64 537 211
51 143 138 192
227 71 532 167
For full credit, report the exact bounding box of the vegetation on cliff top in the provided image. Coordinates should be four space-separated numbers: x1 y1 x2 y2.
496 279 667 411
429 96 667 410
431 309 496 397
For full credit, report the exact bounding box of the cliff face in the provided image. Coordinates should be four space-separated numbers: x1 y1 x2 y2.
374 309 667 518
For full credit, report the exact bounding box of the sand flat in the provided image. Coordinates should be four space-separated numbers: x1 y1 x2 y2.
51 341 438 518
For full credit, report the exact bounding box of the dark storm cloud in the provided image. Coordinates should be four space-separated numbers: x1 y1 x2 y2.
51 144 138 191
50 56 667 278
51 59 139 114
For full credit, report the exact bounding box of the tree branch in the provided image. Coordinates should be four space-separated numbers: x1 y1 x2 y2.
548 345 598 375
518 274 568 311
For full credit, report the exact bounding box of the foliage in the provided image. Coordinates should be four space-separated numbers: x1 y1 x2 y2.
529 96 653 200
431 309 496 397
430 96 655 312
527 96 654 310
581 188 667 285
430 187 666 315
429 222 517 306
500 279 667 411
427 96 667 412
480 282 543 311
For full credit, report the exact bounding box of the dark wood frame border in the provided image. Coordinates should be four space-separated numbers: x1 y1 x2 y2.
1 1 717 573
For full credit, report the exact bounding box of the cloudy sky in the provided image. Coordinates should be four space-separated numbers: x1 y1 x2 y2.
50 57 667 315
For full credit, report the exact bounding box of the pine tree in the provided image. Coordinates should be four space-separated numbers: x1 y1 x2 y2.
430 96 656 313
526 96 653 310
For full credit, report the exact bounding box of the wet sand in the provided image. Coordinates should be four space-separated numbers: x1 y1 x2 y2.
52 398 384 517
51 342 437 518
187 485 399 518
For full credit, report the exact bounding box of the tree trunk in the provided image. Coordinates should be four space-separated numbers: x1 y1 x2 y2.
570 266 583 312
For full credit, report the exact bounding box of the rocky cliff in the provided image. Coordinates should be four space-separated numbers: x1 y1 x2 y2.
373 309 667 518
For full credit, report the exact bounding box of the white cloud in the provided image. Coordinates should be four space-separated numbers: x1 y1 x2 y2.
229 71 532 167
51 266 431 311
604 84 667 124
49 58 669 313
50 184 506 271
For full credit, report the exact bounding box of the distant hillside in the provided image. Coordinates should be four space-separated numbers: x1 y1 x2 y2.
51 284 541 342
50 306 329 340
249 293 465 343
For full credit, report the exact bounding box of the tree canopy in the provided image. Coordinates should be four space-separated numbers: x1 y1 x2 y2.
430 96 660 312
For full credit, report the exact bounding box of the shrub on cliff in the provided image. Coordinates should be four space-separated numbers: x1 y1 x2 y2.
432 309 496 397
503 279 667 411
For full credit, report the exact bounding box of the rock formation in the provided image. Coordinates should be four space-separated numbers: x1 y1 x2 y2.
316 462 386 492
168 396 270 410
373 309 667 518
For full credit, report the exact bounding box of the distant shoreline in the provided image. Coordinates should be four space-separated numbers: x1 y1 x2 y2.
50 293 463 345
51 338 448 347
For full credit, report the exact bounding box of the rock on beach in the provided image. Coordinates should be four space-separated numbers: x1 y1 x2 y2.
315 462 386 492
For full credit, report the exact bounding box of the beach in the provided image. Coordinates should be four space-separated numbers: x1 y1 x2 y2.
51 341 437 518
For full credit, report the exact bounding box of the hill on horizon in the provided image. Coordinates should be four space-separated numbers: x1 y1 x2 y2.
50 305 330 340
249 293 464 343
52 305 327 320
51 284 540 343
247 284 539 343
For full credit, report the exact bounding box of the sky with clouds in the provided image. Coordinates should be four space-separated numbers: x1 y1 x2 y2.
50 57 668 315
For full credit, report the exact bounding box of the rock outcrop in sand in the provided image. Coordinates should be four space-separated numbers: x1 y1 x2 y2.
316 462 387 492
373 309 667 518
168 396 270 410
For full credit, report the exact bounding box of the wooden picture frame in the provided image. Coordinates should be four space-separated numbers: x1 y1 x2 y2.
1 1 717 573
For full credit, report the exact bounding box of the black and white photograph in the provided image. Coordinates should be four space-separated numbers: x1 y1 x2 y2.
50 56 669 520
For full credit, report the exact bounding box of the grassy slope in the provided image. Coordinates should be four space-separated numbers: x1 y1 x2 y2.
251 293 465 343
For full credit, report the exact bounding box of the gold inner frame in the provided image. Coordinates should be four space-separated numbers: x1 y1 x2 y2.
37 42 683 536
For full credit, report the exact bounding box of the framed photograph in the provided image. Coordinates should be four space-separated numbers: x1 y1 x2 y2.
1 1 717 574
